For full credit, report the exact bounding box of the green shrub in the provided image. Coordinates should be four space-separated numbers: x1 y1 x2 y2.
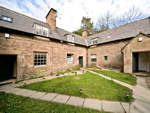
38 75 44 78
29 77 37 79
57 72 65 75
56 74 60 76
15 80 24 84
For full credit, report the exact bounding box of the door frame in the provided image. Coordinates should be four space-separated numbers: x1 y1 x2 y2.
79 56 83 68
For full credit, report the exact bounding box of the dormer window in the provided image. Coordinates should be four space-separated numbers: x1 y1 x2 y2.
33 24 49 37
1 15 13 23
91 37 99 45
67 35 74 43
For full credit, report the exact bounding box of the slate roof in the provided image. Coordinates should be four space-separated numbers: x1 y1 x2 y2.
0 6 150 47
87 17 150 45
0 6 87 46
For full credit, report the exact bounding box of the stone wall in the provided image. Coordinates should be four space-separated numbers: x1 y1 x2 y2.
0 32 86 79
122 33 150 73
88 39 130 71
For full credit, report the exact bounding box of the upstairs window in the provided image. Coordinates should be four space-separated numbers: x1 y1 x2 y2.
91 54 97 63
91 37 99 45
1 15 13 23
33 24 49 37
67 35 74 43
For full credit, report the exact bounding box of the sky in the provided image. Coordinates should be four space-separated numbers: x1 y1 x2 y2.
0 0 150 32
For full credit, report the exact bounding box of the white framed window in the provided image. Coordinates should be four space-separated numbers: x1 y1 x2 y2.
91 38 99 45
91 54 97 63
67 54 73 64
33 24 49 37
34 52 47 67
67 35 74 43
43 27 49 36
1 15 13 23
35 24 42 35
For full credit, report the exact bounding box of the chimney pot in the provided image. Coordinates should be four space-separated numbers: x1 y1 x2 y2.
82 30 87 38
46 8 57 30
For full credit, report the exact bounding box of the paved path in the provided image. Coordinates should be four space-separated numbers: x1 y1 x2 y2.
0 70 150 113
88 70 150 113
0 86 127 113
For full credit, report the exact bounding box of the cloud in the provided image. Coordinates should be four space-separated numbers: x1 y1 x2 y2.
0 0 150 32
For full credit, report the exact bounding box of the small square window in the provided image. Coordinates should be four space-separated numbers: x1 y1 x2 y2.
104 56 108 60
34 52 47 67
91 54 97 63
67 54 73 64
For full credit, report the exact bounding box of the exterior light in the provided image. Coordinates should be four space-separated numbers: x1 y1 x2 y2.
126 92 129 97
75 71 77 75
82 70 84 73
80 89 82 95
53 86 55 92
24 83 26 86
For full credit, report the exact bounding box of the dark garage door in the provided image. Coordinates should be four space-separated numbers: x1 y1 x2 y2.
0 55 17 80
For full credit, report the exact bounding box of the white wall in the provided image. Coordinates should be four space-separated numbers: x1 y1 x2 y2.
139 52 150 72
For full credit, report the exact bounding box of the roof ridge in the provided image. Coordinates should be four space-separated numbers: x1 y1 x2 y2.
87 17 150 38
56 27 85 39
0 6 47 25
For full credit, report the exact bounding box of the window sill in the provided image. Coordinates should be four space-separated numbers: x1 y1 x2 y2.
33 65 48 69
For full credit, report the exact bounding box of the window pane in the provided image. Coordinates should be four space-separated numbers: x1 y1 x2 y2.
34 52 47 66
67 54 73 64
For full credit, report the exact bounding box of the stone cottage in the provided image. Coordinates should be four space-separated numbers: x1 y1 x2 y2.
0 6 150 80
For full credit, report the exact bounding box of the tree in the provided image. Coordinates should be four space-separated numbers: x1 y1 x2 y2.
81 17 94 33
96 5 144 32
73 16 96 36
96 11 113 32
113 5 144 27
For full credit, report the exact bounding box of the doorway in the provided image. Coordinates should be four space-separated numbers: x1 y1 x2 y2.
0 55 17 81
79 56 83 68
132 53 139 72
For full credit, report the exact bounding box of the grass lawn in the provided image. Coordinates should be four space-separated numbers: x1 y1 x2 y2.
19 71 133 102
0 92 104 113
89 69 137 85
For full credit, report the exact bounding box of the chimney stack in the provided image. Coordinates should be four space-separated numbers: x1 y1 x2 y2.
82 30 87 38
46 8 57 30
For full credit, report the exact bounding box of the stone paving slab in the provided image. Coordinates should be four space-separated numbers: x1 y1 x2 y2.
20 90 37 97
66 96 84 107
121 102 129 113
3 88 21 93
40 93 58 101
52 94 70 104
131 100 150 113
102 100 124 113
12 89 29 95
84 99 102 111
130 101 150 113
133 92 150 103
30 92 46 99
129 105 141 113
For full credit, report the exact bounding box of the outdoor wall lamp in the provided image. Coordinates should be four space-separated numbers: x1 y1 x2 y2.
24 83 26 86
53 86 55 92
82 70 84 73
75 71 77 75
126 92 129 97
80 89 82 95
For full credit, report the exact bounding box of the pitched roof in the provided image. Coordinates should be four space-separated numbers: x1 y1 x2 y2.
0 6 87 46
87 17 150 45
121 32 150 51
